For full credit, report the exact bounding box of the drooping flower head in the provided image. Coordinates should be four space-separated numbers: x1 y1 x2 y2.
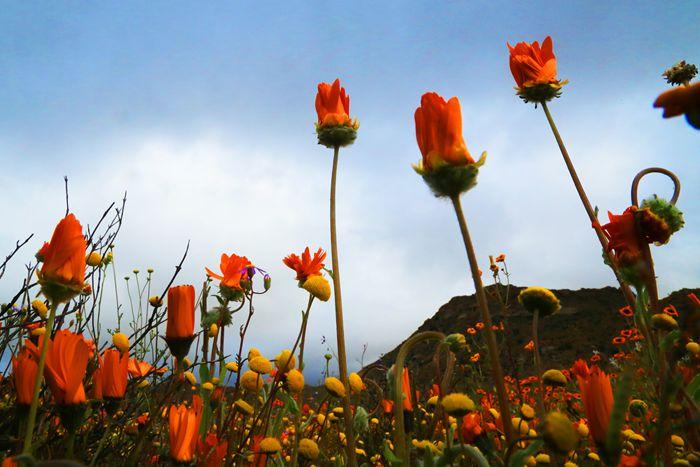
507 36 566 103
101 348 129 400
205 253 252 293
573 360 613 445
25 330 90 405
413 92 485 197
12 347 39 406
283 247 326 281
169 395 203 462
315 79 358 147
600 208 646 271
37 214 87 303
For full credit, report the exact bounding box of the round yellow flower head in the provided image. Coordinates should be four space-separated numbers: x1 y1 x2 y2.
541 411 579 454
31 327 46 337
535 453 551 464
248 348 262 360
259 437 281 454
211 377 220 385
184 371 197 386
348 372 364 393
112 332 130 353
577 422 589 438
148 295 162 307
285 369 305 393
249 356 273 374
427 395 439 409
316 414 326 425
234 399 254 415
628 399 648 418
275 349 296 372
240 370 263 392
302 275 331 302
86 251 102 267
31 299 48 319
202 382 214 391
520 404 536 420
226 361 239 373
686 341 700 356
587 452 600 461
518 286 561 317
209 323 218 337
440 393 475 417
414 440 440 454
542 369 568 387
652 313 678 331
298 438 320 460
325 377 346 398
512 417 530 435
671 434 685 447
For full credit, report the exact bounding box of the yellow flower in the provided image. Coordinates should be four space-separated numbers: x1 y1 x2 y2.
298 438 320 460
518 286 561 316
240 371 263 392
184 371 197 385
286 369 305 393
202 382 214 391
248 348 262 360
182 357 192 368
209 323 218 337
348 372 364 393
226 361 239 373
541 412 579 454
511 417 530 435
301 275 331 302
234 399 254 415
577 422 589 438
535 453 551 464
542 369 568 387
440 393 475 417
211 377 220 385
275 349 296 372
587 452 600 461
249 356 273 374
413 440 440 454
325 377 346 398
148 295 162 307
686 341 700 356
259 437 281 454
138 379 150 388
31 299 48 319
520 404 536 420
652 313 678 331
86 251 102 267
671 434 685 447
427 395 439 408
30 327 46 337
112 332 130 353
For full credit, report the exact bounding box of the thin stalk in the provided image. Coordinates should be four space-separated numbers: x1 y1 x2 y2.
450 194 514 444
22 300 58 453
531 309 546 417
328 144 357 467
541 102 636 307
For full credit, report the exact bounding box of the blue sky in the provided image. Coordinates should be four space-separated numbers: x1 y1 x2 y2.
1 1 698 382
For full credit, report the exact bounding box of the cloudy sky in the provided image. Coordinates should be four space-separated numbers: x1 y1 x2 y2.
0 1 698 382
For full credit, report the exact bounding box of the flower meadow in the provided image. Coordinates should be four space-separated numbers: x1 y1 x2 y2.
1 36 699 467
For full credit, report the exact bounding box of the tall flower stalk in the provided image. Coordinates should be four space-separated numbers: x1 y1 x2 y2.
315 78 359 466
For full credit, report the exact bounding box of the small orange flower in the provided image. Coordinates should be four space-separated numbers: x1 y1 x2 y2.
612 336 626 345
12 347 39 405
573 360 613 444
461 412 483 443
101 349 129 399
381 399 394 414
475 322 484 330
470 353 481 363
467 327 476 335
37 214 87 302
128 358 165 378
495 254 506 263
25 330 90 405
205 253 251 291
663 305 679 317
401 367 413 411
166 285 195 340
315 79 352 128
283 247 326 281
413 92 475 173
618 306 634 317
524 340 535 351
169 395 203 462
507 36 559 88
601 208 645 267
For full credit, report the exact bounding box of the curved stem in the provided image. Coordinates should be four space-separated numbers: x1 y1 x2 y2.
541 102 636 308
450 194 514 445
392 330 445 464
22 300 58 454
328 144 357 467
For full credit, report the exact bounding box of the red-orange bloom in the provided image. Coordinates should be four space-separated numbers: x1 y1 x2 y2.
283 247 326 281
205 253 251 291
573 360 613 444
601 208 645 267
25 330 90 405
315 79 352 127
169 395 203 462
401 367 413 411
654 81 700 119
166 285 196 339
37 214 87 300
619 306 634 317
414 92 474 172
101 349 129 399
128 358 165 378
507 36 558 88
197 433 228 467
461 412 484 444
12 347 39 405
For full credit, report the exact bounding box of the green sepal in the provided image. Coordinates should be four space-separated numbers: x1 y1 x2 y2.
316 124 357 148
419 152 486 198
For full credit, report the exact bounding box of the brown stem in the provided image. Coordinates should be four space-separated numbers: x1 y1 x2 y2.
328 144 357 466
450 194 514 445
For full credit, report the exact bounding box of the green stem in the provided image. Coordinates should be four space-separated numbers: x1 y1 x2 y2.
450 194 514 445
328 144 357 467
89 410 116 466
531 309 546 418
22 300 58 454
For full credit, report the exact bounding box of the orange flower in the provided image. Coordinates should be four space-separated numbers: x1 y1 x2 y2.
573 360 613 444
315 79 352 127
37 214 87 302
12 347 39 405
381 399 394 415
101 349 129 399
197 433 228 467
653 81 700 126
166 285 196 340
169 395 203 462
470 353 481 363
495 254 506 263
25 330 90 405
524 340 535 351
413 92 475 173
283 247 326 281
601 208 645 267
128 358 165 378
507 36 558 89
205 253 251 291
461 412 483 444
91 361 103 400
618 306 634 317
401 367 413 411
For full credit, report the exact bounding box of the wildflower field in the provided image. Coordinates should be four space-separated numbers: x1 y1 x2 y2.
1 32 699 467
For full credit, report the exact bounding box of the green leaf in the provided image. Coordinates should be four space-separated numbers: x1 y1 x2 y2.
278 391 300 415
604 369 633 466
437 445 489 467
661 330 680 352
507 439 542 467
199 363 211 383
383 441 403 466
422 446 436 467
354 406 369 434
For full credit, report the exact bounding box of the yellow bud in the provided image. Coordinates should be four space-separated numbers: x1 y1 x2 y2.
211 377 220 385
226 361 239 373
30 327 46 337
184 371 197 385
112 332 130 353
202 382 214 391
209 323 218 337
138 379 151 388
182 357 192 368
31 300 48 319
148 295 163 307
86 251 102 267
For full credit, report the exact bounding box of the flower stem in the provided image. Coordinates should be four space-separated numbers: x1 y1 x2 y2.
541 101 636 307
450 194 514 445
328 144 357 467
22 300 58 454
531 309 546 417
